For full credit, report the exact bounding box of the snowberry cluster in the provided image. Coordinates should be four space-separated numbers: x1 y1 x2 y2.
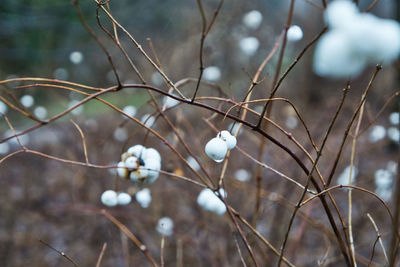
117 145 161 185
197 188 227 215
205 130 237 163
314 0 400 78
101 190 132 207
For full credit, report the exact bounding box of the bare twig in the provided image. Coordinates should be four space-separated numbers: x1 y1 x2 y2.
257 26 328 128
94 1 186 99
326 65 382 187
70 120 89 164
160 235 165 267
73 0 122 87
102 210 159 267
365 0 381 12
191 0 224 101
95 243 107 267
39 239 79 267
366 213 389 265
233 232 248 267
277 83 351 267
256 0 296 128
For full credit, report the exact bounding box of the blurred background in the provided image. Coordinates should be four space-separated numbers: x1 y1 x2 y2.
0 0 399 266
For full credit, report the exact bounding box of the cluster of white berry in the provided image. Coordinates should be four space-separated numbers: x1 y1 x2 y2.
204 130 237 163
101 190 132 207
314 0 400 78
117 145 162 185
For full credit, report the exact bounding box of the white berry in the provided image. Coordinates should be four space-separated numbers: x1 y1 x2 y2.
205 137 228 163
101 190 118 207
127 145 146 158
117 192 132 205
218 130 237 150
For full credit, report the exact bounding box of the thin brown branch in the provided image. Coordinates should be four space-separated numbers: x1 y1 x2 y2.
366 213 389 265
223 201 260 267
95 8 146 84
257 26 328 128
94 2 186 98
366 0 380 12
359 90 400 136
95 243 107 267
191 0 224 101
326 65 382 187
73 0 122 87
230 208 295 267
39 239 79 267
101 210 159 267
277 83 351 267
70 120 90 164
256 0 296 128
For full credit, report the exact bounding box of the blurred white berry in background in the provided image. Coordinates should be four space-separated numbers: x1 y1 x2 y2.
0 100 8 114
376 188 392 202
117 192 132 206
4 129 30 147
375 168 394 202
234 169 251 182
389 112 399 125
163 93 179 109
33 106 47 120
113 127 128 142
197 188 226 215
187 156 201 171
285 116 298 129
228 122 243 136
122 105 137 118
368 125 386 143
69 51 83 64
314 30 367 78
386 161 398 175
239 37 260 56
373 162 397 202
242 10 263 30
101 190 118 207
135 188 152 208
374 169 392 189
68 100 84 115
0 143 10 155
203 66 221 82
53 67 69 80
387 127 399 143
20 95 34 108
324 0 359 29
337 165 358 186
156 217 174 236
151 72 164 86
141 114 155 128
287 25 303 42
314 0 400 78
